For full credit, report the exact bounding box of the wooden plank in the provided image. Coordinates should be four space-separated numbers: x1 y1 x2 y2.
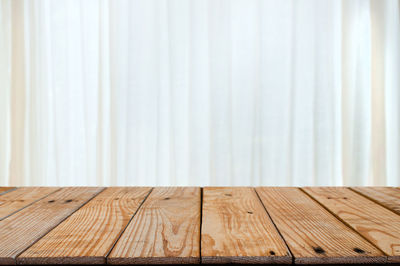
200 187 291 264
352 187 400 215
0 187 16 195
0 187 103 265
108 187 201 265
18 187 152 265
0 187 59 220
304 187 400 263
256 187 386 264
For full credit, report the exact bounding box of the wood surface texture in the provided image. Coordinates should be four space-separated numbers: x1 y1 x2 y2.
18 187 152 265
0 187 103 265
201 187 291 264
256 187 386 264
0 186 398 265
0 187 59 220
108 187 201 265
0 187 15 195
304 187 400 263
352 187 400 215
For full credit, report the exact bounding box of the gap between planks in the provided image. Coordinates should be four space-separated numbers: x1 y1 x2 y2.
0 187 17 196
199 187 204 264
254 188 295 265
104 187 155 260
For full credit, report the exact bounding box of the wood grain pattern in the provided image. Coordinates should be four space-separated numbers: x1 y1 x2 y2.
0 187 103 265
0 186 398 265
108 187 201 265
256 187 386 264
201 187 291 264
0 187 16 195
304 187 400 263
18 187 151 265
0 187 59 220
352 187 400 215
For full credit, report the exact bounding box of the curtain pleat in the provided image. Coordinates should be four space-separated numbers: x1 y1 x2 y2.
0 0 399 186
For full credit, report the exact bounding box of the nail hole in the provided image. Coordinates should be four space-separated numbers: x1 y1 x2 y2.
225 193 232 197
65 199 73 203
269 251 276 256
343 197 348 200
247 211 253 214
313 246 325 254
164 197 170 200
114 198 120 200
48 200 55 203
354 248 365 254
327 197 331 199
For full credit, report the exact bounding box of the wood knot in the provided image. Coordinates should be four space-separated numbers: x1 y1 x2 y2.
313 246 325 254
224 193 232 197
353 248 365 254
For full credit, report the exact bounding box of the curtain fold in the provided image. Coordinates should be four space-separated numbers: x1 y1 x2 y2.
0 0 399 186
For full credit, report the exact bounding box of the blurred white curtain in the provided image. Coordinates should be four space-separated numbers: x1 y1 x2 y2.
0 0 399 186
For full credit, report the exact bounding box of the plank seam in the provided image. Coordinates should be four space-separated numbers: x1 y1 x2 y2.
14 187 107 265
349 187 400 217
0 188 63 221
0 187 17 196
254 188 295 265
105 187 154 263
299 187 389 262
200 187 203 264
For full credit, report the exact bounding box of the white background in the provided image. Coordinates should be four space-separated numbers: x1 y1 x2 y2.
0 0 399 186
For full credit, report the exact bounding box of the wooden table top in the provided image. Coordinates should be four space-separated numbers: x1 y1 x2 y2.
0 186 399 265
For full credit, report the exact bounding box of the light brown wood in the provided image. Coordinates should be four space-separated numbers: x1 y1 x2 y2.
0 187 59 220
0 187 103 265
352 187 400 215
304 187 400 263
18 187 151 265
256 187 386 264
201 187 291 264
108 187 201 265
0 187 16 195
0 186 398 264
